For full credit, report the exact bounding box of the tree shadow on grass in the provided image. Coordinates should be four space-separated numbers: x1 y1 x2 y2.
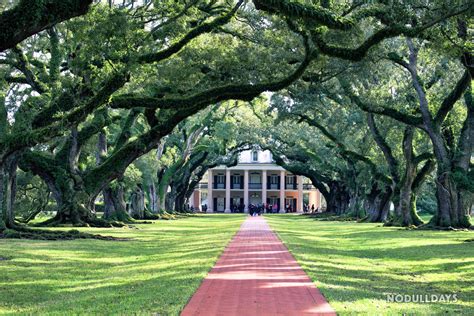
266 215 474 314
0 215 246 315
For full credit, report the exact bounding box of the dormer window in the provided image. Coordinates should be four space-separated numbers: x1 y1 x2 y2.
252 150 258 162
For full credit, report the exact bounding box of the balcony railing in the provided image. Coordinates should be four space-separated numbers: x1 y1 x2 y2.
231 183 243 189
267 183 280 190
199 182 315 191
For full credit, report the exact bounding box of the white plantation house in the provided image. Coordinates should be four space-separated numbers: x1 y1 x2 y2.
190 149 324 213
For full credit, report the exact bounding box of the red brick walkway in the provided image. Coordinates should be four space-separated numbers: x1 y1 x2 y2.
181 216 335 315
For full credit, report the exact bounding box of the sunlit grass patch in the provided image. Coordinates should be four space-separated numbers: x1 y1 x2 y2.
266 214 474 315
0 214 245 315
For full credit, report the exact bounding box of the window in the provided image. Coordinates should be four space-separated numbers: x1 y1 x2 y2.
250 173 261 183
270 175 279 184
286 176 294 184
216 175 225 183
252 150 258 162
269 175 279 189
215 174 225 189
232 175 241 184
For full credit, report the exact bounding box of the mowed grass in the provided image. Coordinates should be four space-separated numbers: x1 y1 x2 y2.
0 214 245 315
266 214 474 315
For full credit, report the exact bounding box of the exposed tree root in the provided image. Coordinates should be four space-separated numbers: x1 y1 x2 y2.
0 225 129 240
143 210 161 220
383 216 424 228
302 212 359 222
131 220 155 224
103 210 135 224
34 214 126 228
18 208 44 224
418 221 472 231
426 214 472 229
301 211 336 218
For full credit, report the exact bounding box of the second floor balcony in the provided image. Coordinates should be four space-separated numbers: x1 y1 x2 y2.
249 183 262 189
231 183 244 189
204 174 316 191
267 183 280 190
200 181 315 191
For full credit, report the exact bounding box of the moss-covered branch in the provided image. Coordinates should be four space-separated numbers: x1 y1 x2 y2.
412 159 435 192
88 44 312 196
11 47 49 93
33 71 129 129
272 153 330 199
0 71 128 159
308 4 471 61
55 109 118 164
253 0 392 31
110 55 311 110
131 0 244 64
434 71 471 125
367 113 399 183
0 0 93 52
295 113 391 184
341 80 424 126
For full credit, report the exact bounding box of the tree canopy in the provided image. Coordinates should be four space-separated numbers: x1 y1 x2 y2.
0 0 472 237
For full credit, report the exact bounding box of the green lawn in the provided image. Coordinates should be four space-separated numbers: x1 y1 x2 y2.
266 214 474 315
0 214 245 315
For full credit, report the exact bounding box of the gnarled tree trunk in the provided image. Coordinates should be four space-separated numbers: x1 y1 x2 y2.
148 182 158 213
1 153 20 228
365 184 393 223
0 164 5 231
129 185 146 219
326 181 350 215
96 131 132 222
103 182 132 222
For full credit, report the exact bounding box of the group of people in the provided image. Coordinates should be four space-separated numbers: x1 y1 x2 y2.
303 204 318 213
248 203 280 216
200 202 320 213
232 203 280 215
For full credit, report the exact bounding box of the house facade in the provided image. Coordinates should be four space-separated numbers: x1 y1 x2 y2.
190 149 324 213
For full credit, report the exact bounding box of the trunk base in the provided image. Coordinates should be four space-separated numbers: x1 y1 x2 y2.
384 215 424 227
426 214 472 229
35 211 125 228
0 223 125 240
103 209 134 223
131 209 160 220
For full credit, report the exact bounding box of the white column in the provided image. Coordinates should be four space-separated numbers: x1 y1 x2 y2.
262 170 267 208
297 176 303 213
189 191 195 208
225 169 231 213
309 191 317 211
317 190 322 209
279 170 285 213
207 170 213 213
244 169 249 213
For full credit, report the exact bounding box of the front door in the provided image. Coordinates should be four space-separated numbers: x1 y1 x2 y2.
214 198 225 212
285 198 297 212
267 197 280 212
